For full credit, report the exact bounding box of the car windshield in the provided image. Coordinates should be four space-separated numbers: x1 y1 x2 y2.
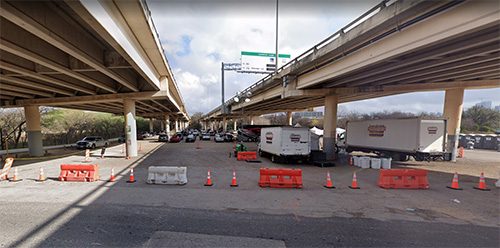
83 137 96 141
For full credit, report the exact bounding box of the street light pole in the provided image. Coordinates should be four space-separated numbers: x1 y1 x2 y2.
275 0 279 74
221 62 224 114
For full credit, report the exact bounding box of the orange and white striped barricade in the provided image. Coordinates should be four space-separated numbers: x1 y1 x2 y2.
0 158 14 180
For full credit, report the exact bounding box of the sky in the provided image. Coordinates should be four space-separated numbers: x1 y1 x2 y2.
147 0 500 116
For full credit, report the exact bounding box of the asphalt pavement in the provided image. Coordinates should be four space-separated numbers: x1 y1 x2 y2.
0 137 498 247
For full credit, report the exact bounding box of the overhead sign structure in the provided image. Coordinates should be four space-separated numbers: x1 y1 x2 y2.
240 51 291 73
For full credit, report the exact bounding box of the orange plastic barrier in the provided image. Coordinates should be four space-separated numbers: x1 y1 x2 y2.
59 164 100 182
237 151 257 161
258 168 303 188
377 169 429 189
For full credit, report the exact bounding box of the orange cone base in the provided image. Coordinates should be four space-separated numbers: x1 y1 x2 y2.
126 180 136 183
324 185 335 189
125 157 131 159
230 184 238 187
473 186 490 191
35 178 47 182
204 183 213 186
446 186 463 190
348 186 360 189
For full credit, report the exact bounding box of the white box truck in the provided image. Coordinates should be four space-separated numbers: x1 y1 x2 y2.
259 127 311 163
342 117 449 161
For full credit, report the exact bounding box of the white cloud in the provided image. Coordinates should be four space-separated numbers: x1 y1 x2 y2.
148 0 499 115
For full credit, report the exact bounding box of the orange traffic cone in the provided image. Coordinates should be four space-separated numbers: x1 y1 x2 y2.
125 156 131 160
204 170 213 186
196 142 200 149
122 144 126 154
473 172 490 191
36 166 46 182
10 167 22 182
446 172 462 190
349 156 353 166
109 167 115 182
139 144 142 152
126 168 136 183
348 172 360 189
324 171 335 189
230 170 238 187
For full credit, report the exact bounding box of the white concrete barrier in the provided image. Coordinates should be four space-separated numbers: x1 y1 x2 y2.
147 166 187 185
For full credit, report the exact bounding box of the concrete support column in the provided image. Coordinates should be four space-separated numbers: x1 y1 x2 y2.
149 118 154 133
243 114 248 125
160 120 165 131
24 105 44 157
175 119 179 132
443 88 465 162
286 111 292 126
323 95 338 160
165 115 170 135
233 119 237 130
223 117 227 133
124 99 138 157
250 116 254 125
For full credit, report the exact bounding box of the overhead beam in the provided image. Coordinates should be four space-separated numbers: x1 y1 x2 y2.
0 38 118 93
0 1 139 92
11 91 169 107
0 82 53 97
0 75 73 96
0 62 96 95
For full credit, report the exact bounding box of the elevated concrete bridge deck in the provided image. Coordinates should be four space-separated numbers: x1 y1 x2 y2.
203 0 500 161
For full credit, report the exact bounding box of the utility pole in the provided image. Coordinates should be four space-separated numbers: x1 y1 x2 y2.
275 0 279 74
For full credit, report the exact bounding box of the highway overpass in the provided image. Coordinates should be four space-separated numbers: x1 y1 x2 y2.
0 0 189 157
203 0 500 161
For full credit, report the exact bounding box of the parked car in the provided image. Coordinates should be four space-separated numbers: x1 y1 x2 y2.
214 134 224 142
209 130 215 136
76 136 108 149
201 133 210 140
170 135 180 143
117 135 126 143
185 134 196 142
137 134 144 140
176 132 184 140
158 134 169 142
192 130 199 136
224 133 234 142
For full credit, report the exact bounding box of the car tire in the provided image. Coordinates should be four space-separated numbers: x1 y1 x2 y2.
92 144 96 149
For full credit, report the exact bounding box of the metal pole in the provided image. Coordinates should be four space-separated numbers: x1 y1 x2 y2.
275 0 279 74
5 137 9 158
221 62 225 114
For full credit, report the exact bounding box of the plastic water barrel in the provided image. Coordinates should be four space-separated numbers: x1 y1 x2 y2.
370 158 381 169
360 157 370 168
381 158 392 169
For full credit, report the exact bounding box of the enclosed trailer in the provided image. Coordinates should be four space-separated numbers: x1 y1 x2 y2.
259 127 310 163
344 117 449 161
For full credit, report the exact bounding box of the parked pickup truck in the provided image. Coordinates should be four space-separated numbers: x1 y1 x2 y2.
76 136 108 149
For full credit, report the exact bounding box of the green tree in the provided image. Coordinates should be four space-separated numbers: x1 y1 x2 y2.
462 106 500 130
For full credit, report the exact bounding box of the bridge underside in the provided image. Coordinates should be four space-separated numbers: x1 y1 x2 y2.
0 0 186 120
227 0 499 114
